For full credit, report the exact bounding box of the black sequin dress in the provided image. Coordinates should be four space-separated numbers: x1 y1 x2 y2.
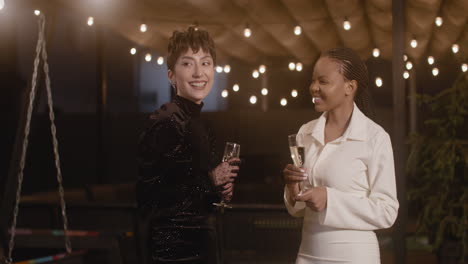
137 96 221 263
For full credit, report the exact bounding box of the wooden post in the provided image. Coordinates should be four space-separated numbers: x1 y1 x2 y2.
96 24 107 184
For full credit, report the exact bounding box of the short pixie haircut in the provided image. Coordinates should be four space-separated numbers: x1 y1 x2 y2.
167 26 216 71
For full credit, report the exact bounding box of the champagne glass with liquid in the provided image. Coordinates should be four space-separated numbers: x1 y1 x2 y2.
288 134 308 195
213 142 240 208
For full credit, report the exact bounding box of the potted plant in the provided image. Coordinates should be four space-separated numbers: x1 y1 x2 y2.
407 73 467 263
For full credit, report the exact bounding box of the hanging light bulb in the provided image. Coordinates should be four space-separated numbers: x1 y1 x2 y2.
261 88 268 96
224 65 231 73
34 10 41 16
432 67 439 76
404 54 408 61
375 77 383 87
244 24 251 38
233 84 240 92
288 62 296 71
249 95 257 104
403 71 410 79
295 62 303 72
452 44 459 54
0 0 4 10
145 53 152 62
427 56 435 65
291 89 298 97
410 38 418 48
216 66 223 73
252 70 260 78
294 26 302 35
343 17 351 31
157 56 164 65
259 65 266 74
280 98 288 106
140 23 148 33
372 48 380 58
462 63 468 72
87 17 94 26
221 89 229 98
406 61 413 70
130 48 137 55
435 16 443 27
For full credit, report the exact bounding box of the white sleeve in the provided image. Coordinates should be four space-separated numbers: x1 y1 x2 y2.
284 186 306 217
318 132 399 230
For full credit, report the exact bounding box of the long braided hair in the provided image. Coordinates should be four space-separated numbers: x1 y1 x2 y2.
322 47 375 119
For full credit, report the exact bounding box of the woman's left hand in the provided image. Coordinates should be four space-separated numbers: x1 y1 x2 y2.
294 187 327 212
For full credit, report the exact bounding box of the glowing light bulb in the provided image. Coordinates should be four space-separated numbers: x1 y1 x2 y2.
410 39 418 48
280 98 287 106
432 67 439 76
294 26 302 35
145 54 152 62
87 17 94 26
259 65 266 74
221 89 228 98
233 84 240 92
291 89 298 97
435 16 443 27
406 61 413 70
0 0 4 10
252 70 259 78
34 10 41 16
295 62 303 72
288 62 296 71
462 63 468 72
404 54 408 61
375 77 383 87
261 88 268 96
244 27 251 38
452 44 459 54
130 48 137 55
140 24 147 33
403 71 410 79
372 48 380 58
249 95 257 104
343 19 351 30
427 56 434 65
157 56 164 65
216 66 223 73
224 65 231 73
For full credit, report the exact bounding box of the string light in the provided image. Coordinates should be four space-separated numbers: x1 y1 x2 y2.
451 44 459 54
280 98 288 106
291 89 298 97
145 53 152 62
130 48 137 55
249 95 257 104
140 24 148 33
372 48 380 58
403 71 410 79
157 56 164 65
294 26 302 35
410 38 418 48
87 17 94 26
244 24 251 38
432 67 439 76
406 61 413 70
427 56 434 65
0 0 4 10
252 70 259 78
34 10 41 16
221 89 228 98
261 88 268 96
295 62 303 72
224 65 231 73
375 77 383 87
288 62 296 71
403 54 408 61
435 16 443 27
343 17 351 30
259 65 266 74
233 84 240 92
462 63 468 72
216 66 223 73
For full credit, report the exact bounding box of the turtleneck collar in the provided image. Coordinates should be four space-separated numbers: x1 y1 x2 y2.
174 95 203 117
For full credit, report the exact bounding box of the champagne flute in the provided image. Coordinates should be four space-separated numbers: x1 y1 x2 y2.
213 142 240 208
288 134 307 195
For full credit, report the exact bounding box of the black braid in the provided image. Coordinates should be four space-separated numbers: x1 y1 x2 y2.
323 47 375 119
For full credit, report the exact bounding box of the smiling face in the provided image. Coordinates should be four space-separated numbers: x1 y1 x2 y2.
309 56 356 112
168 48 214 104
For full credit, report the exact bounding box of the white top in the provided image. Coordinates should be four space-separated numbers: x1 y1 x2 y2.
284 104 399 263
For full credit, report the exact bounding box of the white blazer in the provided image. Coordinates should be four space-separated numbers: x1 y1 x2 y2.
284 104 399 231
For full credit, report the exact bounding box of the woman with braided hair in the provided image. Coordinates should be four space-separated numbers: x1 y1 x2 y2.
282 47 399 263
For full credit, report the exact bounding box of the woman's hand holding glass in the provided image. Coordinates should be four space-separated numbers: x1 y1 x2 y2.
210 158 240 202
283 164 308 205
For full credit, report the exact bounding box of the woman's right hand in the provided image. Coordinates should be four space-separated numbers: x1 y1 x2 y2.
282 164 308 201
